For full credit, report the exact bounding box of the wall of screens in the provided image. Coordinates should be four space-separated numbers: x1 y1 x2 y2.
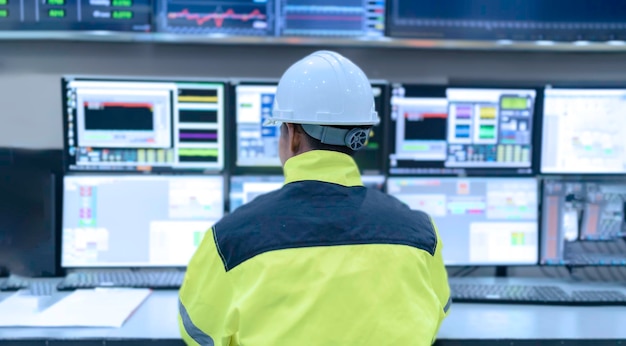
60 75 626 267
2 0 624 45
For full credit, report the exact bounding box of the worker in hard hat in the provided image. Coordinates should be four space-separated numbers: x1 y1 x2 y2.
178 51 450 346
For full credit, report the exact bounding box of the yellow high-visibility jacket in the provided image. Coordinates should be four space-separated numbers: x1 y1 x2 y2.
179 150 451 346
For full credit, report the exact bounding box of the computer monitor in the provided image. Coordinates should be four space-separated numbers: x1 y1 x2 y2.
155 0 276 36
387 177 539 265
0 167 57 277
229 175 284 212
277 0 386 37
389 85 537 176
61 174 225 267
233 81 388 174
0 0 152 31
62 77 227 173
229 174 386 212
541 88 626 174
387 0 626 42
541 178 626 266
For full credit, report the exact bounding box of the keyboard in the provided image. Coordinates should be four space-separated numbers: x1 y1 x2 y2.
450 283 626 306
26 281 56 296
0 277 56 296
57 270 185 290
0 276 30 291
565 254 626 266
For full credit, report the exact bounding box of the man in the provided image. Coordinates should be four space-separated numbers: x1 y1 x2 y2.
178 51 450 345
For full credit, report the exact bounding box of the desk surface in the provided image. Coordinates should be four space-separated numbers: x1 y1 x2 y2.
1 277 626 343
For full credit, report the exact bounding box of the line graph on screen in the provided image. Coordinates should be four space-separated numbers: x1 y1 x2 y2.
162 0 272 34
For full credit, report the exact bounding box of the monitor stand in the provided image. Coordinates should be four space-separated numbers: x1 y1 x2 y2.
495 266 508 278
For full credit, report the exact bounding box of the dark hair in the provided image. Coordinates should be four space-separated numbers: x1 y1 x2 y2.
294 124 370 157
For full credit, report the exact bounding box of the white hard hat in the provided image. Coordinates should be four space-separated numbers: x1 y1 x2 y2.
265 50 380 127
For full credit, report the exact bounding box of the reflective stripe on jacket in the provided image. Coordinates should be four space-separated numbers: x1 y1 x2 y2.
178 150 451 346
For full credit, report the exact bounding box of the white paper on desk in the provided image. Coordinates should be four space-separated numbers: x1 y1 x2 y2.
0 291 43 326
33 288 152 328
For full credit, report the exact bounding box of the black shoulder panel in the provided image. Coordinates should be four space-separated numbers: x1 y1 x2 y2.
213 181 437 271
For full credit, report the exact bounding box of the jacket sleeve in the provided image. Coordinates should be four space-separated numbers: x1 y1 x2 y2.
429 218 451 344
178 227 237 346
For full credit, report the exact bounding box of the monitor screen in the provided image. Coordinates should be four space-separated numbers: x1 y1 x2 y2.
277 0 385 37
61 174 224 267
389 85 536 175
0 168 56 277
387 0 626 42
229 175 284 212
0 0 152 31
230 174 386 212
387 177 539 265
156 0 275 35
541 88 626 174
541 179 626 266
233 81 387 174
63 77 226 173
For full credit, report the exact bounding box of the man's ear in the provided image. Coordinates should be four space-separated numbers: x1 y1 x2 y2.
287 123 304 155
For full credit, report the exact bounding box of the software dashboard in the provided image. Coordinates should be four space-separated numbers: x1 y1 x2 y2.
387 0 626 42
63 77 226 173
61 175 224 267
235 84 281 168
387 177 538 265
156 0 384 37
278 0 385 37
389 85 536 175
541 88 626 174
234 82 387 174
157 0 276 36
541 179 626 265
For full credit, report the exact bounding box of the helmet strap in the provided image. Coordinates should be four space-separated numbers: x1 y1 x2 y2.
301 124 370 151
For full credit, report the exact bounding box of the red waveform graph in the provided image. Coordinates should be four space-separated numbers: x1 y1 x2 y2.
167 8 266 27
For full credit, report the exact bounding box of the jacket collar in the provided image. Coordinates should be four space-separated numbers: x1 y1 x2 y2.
283 150 363 187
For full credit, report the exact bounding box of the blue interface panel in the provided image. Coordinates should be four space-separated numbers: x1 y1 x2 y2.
387 177 538 265
278 0 385 37
388 0 626 42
